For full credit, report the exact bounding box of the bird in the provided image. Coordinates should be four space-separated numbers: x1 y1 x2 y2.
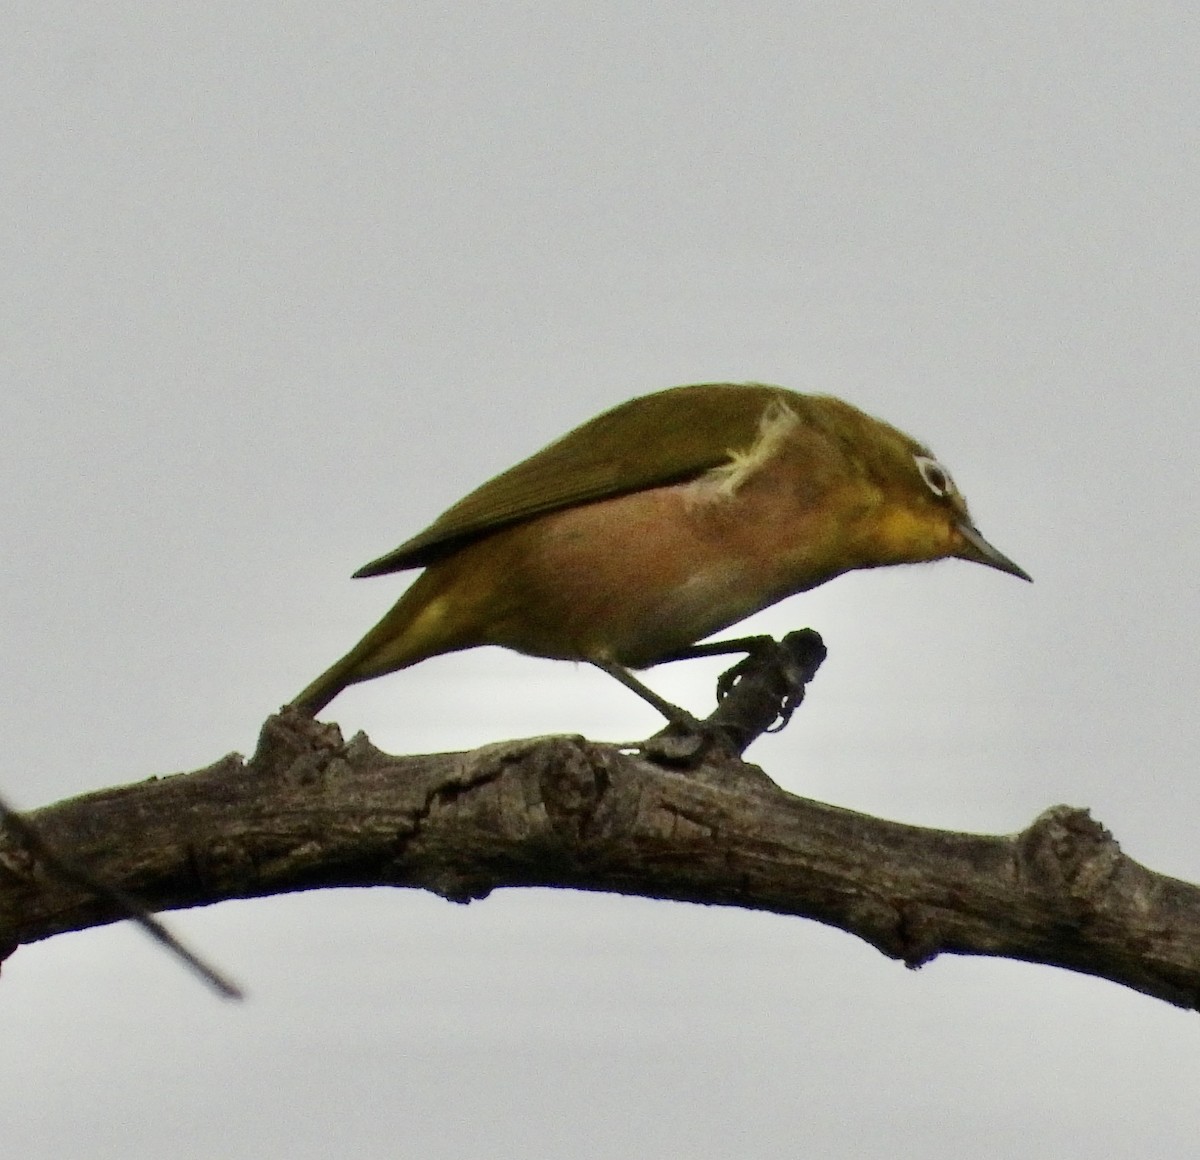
291 382 1030 725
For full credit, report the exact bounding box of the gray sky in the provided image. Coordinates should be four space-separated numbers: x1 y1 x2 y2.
4 3 1199 1157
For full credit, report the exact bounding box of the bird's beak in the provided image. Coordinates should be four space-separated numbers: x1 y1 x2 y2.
955 520 1032 582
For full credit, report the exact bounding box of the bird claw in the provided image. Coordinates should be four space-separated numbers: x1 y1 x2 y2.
712 636 809 732
764 690 802 733
640 728 713 765
715 629 827 738
638 631 827 764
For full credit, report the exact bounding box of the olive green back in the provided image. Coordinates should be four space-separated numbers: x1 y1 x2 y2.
354 383 791 576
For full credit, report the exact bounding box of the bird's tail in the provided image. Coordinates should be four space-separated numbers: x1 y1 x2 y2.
288 569 474 717
289 649 369 717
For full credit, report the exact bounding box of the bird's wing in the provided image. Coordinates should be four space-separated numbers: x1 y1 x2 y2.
354 382 790 576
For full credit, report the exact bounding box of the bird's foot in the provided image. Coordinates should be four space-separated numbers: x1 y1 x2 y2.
713 629 827 734
640 629 828 765
640 714 737 766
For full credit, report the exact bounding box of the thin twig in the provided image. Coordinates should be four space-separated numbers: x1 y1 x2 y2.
0 791 243 1000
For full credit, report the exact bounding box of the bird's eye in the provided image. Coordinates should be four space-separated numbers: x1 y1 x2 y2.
914 455 955 497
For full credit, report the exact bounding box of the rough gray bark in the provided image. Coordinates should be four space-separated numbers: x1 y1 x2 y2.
2 635 1199 1010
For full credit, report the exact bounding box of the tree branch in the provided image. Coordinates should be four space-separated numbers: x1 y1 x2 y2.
2 633 1198 1010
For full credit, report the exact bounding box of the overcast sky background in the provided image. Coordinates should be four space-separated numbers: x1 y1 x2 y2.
4 3 1199 1157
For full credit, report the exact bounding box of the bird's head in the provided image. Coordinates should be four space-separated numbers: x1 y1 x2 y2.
808 396 1031 583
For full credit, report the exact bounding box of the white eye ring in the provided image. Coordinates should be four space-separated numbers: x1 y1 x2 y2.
914 454 955 497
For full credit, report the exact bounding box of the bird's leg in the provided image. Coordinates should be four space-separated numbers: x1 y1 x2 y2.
589 660 704 733
591 660 724 765
594 630 827 764
656 636 776 663
660 631 827 732
656 635 779 701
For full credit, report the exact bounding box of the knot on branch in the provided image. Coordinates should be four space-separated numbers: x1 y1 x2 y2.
646 629 827 764
255 708 346 782
712 629 827 743
533 737 612 842
1016 805 1122 913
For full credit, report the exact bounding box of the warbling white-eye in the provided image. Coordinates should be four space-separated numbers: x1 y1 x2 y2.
292 383 1029 723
